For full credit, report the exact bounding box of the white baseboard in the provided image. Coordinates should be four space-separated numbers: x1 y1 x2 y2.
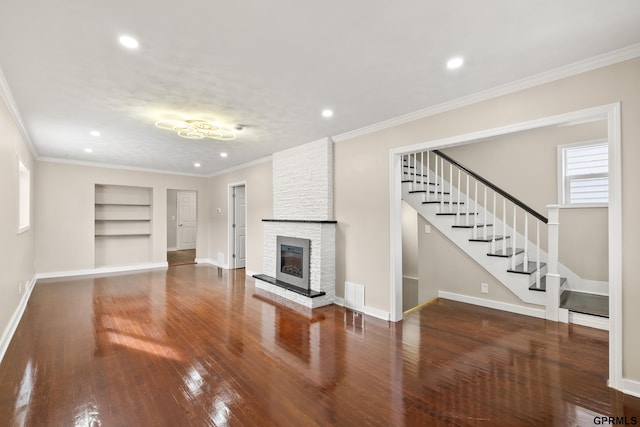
622 378 640 399
438 291 546 319
569 312 609 330
332 296 390 321
167 247 178 252
194 258 229 269
0 274 37 364
37 262 168 279
245 269 258 277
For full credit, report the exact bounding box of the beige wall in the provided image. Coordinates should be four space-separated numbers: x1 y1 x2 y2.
207 160 273 274
440 120 608 281
334 58 640 380
0 96 36 344
35 161 209 273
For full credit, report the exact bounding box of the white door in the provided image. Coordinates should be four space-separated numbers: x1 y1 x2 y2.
233 186 246 268
177 191 197 250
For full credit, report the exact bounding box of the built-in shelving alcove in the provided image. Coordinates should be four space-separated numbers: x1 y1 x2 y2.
94 184 152 267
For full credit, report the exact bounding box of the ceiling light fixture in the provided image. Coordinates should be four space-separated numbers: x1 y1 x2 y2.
446 56 464 70
194 162 201 168
155 119 236 141
119 35 139 49
90 130 101 137
84 148 93 153
220 152 228 158
322 109 333 118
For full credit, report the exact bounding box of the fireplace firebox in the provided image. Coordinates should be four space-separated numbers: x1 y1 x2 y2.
276 236 310 290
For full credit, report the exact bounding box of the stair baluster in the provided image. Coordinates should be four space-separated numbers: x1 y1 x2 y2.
523 214 529 266
440 157 445 212
502 198 507 254
456 169 461 219
465 175 470 226
420 151 425 192
449 162 453 212
412 153 417 191
491 191 497 253
483 186 488 240
425 151 430 202
473 180 479 239
535 221 541 289
511 205 517 270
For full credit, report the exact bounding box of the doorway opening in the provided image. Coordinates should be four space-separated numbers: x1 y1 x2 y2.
167 189 197 266
228 183 246 269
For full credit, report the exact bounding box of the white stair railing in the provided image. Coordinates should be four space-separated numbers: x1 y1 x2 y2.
402 149 558 318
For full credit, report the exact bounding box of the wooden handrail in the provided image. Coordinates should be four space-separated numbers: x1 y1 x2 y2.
432 150 548 224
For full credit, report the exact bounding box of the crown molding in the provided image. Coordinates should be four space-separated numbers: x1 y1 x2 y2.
207 155 272 178
0 66 38 157
332 42 640 143
37 157 208 178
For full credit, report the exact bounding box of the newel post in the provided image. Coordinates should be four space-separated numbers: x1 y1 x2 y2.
546 205 561 321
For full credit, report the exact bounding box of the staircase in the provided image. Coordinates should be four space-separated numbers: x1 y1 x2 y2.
401 150 609 324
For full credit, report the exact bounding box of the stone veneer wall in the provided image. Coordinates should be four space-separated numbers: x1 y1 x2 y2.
272 138 333 220
257 137 336 308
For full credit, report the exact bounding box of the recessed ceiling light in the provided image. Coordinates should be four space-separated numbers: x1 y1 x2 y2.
119 35 139 49
322 109 333 118
194 162 201 168
90 130 101 137
84 148 93 153
446 56 464 70
220 152 228 158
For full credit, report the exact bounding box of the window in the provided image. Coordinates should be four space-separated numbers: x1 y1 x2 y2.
558 140 608 206
18 158 30 233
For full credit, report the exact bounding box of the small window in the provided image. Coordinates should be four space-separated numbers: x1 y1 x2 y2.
18 158 30 233
558 140 608 206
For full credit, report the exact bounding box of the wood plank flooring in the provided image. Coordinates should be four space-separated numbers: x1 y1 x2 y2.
167 249 196 266
1 266 638 426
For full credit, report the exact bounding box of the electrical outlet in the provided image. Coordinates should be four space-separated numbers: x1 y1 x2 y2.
481 283 489 294
424 224 431 234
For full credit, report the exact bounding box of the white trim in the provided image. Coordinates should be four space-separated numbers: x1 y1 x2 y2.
568 312 609 331
333 296 390 321
0 274 37 365
245 269 258 277
608 103 623 390
438 291 546 319
207 155 272 178
0 66 38 157
167 247 178 252
390 103 622 391
333 43 640 143
195 258 229 269
37 157 207 178
227 181 247 269
36 262 168 279
622 379 640 399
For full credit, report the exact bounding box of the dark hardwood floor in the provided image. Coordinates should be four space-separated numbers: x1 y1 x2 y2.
1 266 638 426
167 249 196 266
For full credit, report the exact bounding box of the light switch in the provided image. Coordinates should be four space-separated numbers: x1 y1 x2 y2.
424 224 431 234
171 215 176 221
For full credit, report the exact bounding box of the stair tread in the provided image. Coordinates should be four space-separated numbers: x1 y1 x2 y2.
529 276 567 292
487 247 524 257
560 290 609 318
436 212 477 216
469 235 510 242
408 190 450 194
507 261 545 275
423 200 464 205
452 223 493 229
402 179 438 185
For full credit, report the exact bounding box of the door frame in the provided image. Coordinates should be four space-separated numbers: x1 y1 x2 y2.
389 103 622 389
176 190 197 250
228 181 247 269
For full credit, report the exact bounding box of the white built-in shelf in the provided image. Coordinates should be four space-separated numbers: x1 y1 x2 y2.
95 184 153 267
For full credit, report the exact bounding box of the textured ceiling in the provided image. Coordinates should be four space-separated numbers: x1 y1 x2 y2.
1 1 640 175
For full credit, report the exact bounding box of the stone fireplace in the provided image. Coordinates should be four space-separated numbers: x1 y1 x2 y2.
253 138 336 308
